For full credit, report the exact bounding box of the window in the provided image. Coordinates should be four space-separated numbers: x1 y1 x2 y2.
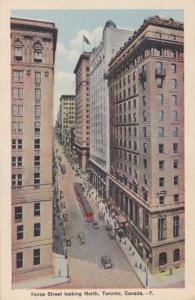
159 177 164 187
158 217 166 240
16 252 23 268
133 99 136 108
17 224 23 240
158 94 164 105
34 223 41 237
34 156 40 167
133 72 135 80
173 216 180 237
159 160 164 170
35 89 41 102
12 139 22 150
134 155 137 165
173 127 179 137
143 127 147 137
172 111 178 122
35 122 40 133
173 143 178 153
15 46 23 61
12 88 23 100
171 64 176 74
143 95 146 105
159 196 165 205
159 111 164 121
173 159 179 169
13 70 24 82
33 249 40 265
35 72 41 84
12 174 22 187
143 111 147 121
133 85 136 95
15 206 22 221
34 139 40 150
172 95 178 105
174 194 179 203
159 127 164 137
159 252 167 266
172 79 177 89
174 176 179 185
173 249 180 262
144 159 147 168
157 77 163 88
12 122 23 133
12 105 23 116
34 173 40 185
12 156 22 167
143 143 147 153
34 41 43 63
144 174 148 185
35 105 41 117
134 141 137 150
129 154 132 162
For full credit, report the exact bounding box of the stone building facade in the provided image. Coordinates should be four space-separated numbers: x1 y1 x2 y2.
90 21 133 198
11 17 57 283
108 16 184 274
74 52 91 171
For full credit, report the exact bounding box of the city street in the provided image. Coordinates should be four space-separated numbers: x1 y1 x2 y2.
53 139 142 288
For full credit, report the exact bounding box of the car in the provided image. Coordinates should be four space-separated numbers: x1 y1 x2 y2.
78 231 85 244
108 232 116 240
60 191 64 199
66 235 71 247
93 221 99 229
101 256 114 269
105 224 112 231
98 212 104 220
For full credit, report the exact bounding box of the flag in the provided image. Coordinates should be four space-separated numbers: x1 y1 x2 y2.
83 34 90 45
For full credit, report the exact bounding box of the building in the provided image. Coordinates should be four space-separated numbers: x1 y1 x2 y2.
58 95 75 149
11 18 57 283
74 52 91 171
89 21 133 199
108 16 184 274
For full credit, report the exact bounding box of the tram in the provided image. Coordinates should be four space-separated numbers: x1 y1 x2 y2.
74 182 94 222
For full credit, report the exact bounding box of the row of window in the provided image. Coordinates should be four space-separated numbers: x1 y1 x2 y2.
115 142 179 154
158 215 180 240
12 71 41 84
12 172 40 187
15 204 40 220
14 40 43 63
159 249 180 267
16 223 41 239
16 249 40 268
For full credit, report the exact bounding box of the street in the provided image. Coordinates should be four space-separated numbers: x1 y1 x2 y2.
53 140 143 289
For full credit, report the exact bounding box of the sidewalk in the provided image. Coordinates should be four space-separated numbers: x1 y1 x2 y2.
87 186 184 289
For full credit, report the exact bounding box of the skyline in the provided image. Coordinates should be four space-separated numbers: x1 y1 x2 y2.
11 9 184 120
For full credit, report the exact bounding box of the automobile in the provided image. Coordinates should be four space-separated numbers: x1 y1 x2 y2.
93 221 99 229
108 232 116 240
98 212 104 220
105 224 112 231
78 231 85 244
66 235 71 247
60 191 64 199
101 256 114 269
60 164 66 174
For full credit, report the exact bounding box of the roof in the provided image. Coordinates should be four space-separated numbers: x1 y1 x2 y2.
74 51 91 74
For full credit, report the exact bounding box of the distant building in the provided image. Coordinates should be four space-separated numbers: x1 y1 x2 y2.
74 52 91 171
58 95 75 149
90 20 133 197
11 17 57 283
108 16 184 274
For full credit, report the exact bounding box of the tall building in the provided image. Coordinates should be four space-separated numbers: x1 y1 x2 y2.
58 95 75 149
90 21 133 198
11 18 57 283
108 16 184 274
74 52 91 171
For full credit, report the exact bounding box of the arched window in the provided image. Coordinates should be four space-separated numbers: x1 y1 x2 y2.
14 38 24 62
34 41 43 63
173 249 180 262
159 252 167 266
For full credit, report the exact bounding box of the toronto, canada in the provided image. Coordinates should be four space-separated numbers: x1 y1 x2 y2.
10 9 184 289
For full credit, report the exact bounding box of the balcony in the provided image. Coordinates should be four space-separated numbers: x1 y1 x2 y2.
155 68 166 77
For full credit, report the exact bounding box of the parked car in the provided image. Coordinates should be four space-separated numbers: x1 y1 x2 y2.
66 235 71 247
60 164 66 174
101 256 114 269
78 231 85 244
93 221 99 229
108 232 116 240
60 191 64 199
98 212 104 220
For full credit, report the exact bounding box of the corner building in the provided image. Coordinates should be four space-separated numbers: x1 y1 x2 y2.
74 52 91 171
11 18 57 283
108 16 184 273
90 21 133 198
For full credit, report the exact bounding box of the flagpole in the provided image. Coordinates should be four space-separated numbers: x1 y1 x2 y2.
82 34 84 53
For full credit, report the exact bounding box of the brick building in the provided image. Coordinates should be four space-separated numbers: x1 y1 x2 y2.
11 18 57 283
74 52 91 171
108 16 184 273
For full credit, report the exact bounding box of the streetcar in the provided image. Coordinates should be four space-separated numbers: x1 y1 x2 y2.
74 182 94 222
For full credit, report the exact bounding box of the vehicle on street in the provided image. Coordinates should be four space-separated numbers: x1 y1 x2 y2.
98 212 104 220
101 256 114 269
60 191 64 199
66 235 71 247
108 232 116 240
74 182 94 222
105 224 112 231
60 164 66 174
92 221 99 229
78 231 85 244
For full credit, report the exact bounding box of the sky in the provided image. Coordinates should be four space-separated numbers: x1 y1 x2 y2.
11 9 184 120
